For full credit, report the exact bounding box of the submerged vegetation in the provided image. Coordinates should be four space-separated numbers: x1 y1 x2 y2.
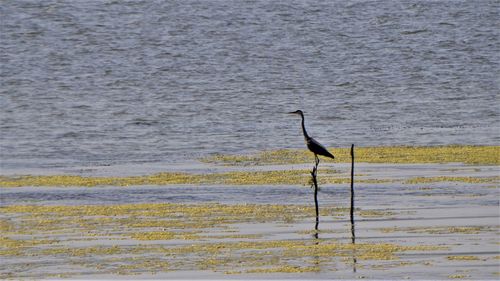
1 143 497 278
0 203 325 235
405 176 500 184
0 202 445 278
0 169 390 188
378 225 498 235
0 145 498 188
0 172 496 188
202 145 500 166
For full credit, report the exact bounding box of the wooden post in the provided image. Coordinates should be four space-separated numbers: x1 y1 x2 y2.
350 144 355 226
350 144 357 272
350 144 355 244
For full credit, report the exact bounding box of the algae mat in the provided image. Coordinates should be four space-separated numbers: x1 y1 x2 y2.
1 195 499 279
1 145 498 188
202 145 500 165
0 145 499 279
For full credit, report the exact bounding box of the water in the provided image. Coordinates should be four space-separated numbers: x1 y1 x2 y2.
1 0 499 171
1 182 497 207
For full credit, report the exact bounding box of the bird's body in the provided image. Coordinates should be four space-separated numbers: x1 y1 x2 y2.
288 110 335 162
306 136 335 160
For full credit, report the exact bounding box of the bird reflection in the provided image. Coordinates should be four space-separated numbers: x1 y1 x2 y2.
312 223 320 272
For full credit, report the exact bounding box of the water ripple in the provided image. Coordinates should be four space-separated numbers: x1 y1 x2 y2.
1 0 498 170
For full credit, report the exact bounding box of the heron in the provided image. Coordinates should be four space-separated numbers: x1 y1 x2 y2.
288 110 335 166
289 109 334 233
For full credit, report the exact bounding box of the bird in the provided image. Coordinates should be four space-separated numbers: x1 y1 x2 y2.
288 110 335 165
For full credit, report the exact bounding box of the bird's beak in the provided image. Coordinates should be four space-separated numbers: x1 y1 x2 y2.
287 111 296 114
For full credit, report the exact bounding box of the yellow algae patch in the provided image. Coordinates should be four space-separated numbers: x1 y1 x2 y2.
0 169 394 188
444 226 496 234
0 173 201 187
405 176 500 184
378 226 496 235
0 236 56 256
0 219 14 232
447 255 480 261
0 236 52 248
219 169 344 185
129 231 200 240
0 173 210 187
0 202 448 278
201 234 264 239
0 203 346 239
370 261 416 269
296 229 342 235
160 240 443 265
0 203 315 219
296 242 443 263
378 227 401 234
44 273 73 279
40 245 123 257
114 258 170 274
0 169 363 187
448 274 469 279
358 210 395 218
202 145 500 165
0 234 445 277
245 265 321 274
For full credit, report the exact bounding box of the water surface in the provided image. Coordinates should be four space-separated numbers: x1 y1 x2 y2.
1 0 499 171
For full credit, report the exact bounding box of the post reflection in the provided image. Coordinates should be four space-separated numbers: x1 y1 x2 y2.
351 222 357 273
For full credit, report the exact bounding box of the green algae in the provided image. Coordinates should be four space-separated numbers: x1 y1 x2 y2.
202 145 500 165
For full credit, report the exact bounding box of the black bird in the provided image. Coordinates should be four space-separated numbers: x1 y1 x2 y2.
288 110 335 165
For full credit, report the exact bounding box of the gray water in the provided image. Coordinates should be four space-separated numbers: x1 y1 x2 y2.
1 0 499 171
1 183 498 207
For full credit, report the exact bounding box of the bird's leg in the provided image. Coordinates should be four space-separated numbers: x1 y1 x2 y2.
310 155 318 186
313 155 320 176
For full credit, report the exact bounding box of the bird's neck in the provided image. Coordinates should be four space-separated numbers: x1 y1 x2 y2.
300 114 310 139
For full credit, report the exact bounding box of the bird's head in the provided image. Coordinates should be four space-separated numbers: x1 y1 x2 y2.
288 110 304 116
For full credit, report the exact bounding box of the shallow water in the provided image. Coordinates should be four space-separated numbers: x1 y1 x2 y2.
1 0 499 171
1 163 498 207
1 2 499 278
0 163 499 279
1 181 498 279
1 181 498 208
